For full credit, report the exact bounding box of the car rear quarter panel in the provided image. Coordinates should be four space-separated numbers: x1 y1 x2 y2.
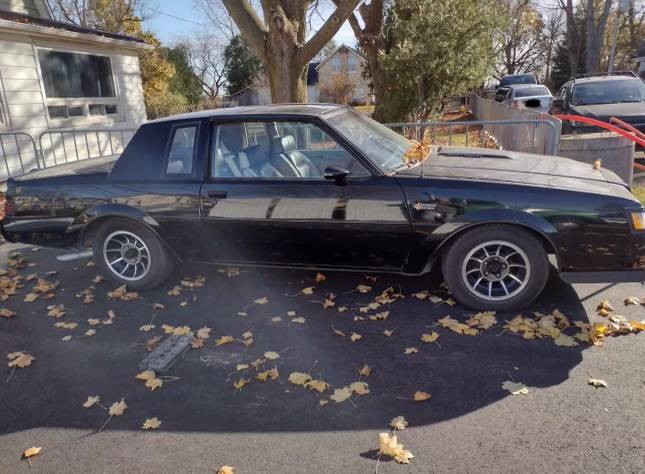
399 177 644 274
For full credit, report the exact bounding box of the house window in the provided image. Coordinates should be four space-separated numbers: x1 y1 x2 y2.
37 49 120 121
331 56 341 73
348 56 359 72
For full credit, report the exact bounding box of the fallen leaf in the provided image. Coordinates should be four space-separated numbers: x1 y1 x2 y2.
291 317 306 324
390 416 408 430
109 399 127 416
597 299 614 316
236 364 249 371
24 293 38 303
173 326 191 336
215 335 234 346
0 308 16 318
256 368 279 382
289 372 312 386
305 379 330 393
23 446 41 460
301 286 314 295
502 381 529 395
7 352 34 368
404 347 418 354
139 324 156 332
217 466 235 474
191 338 205 349
329 386 352 403
85 329 96 336
314 272 326 283
332 326 346 337
92 275 104 284
413 390 431 402
378 433 414 464
412 290 430 300
319 399 329 406
82 396 100 408
87 318 101 326
152 303 165 310
145 378 163 392
254 296 269 305
196 327 211 339
357 284 372 293
142 417 161 430
420 332 440 343
47 304 66 318
554 334 578 347
264 351 280 360
136 370 156 381
350 332 362 342
271 316 282 323
383 329 394 337
349 381 370 395
588 378 608 388
624 296 640 306
62 335 72 341
359 364 372 377
233 378 250 390
369 310 389 321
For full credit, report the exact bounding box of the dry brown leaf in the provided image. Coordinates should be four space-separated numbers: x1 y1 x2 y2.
236 364 249 371
85 329 96 337
191 338 205 349
62 335 72 341
23 446 42 460
7 352 34 368
357 284 372 293
332 326 346 337
305 379 330 393
145 377 163 391
291 317 306 324
554 334 578 347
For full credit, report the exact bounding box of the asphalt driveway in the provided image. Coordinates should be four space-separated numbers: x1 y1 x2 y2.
0 242 644 473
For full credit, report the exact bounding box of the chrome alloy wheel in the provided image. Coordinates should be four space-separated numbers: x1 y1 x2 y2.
461 240 531 301
102 230 151 281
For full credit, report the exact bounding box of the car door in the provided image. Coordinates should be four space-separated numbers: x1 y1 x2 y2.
199 119 411 271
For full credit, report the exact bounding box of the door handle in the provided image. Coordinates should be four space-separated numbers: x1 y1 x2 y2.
207 190 228 199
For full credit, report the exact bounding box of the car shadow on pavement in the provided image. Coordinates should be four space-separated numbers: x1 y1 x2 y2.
0 245 588 435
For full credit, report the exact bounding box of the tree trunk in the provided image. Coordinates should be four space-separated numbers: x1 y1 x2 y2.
584 0 613 73
266 57 308 103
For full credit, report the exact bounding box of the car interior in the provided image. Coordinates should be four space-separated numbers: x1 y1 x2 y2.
211 121 369 179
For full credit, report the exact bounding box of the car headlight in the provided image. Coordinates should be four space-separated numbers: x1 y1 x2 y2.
630 210 645 230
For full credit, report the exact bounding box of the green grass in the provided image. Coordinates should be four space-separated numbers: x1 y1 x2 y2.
633 186 645 205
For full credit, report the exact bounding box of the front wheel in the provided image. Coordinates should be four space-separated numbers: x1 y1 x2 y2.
441 225 549 311
92 218 174 290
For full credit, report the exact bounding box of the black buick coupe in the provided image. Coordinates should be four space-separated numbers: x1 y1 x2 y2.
2 105 644 310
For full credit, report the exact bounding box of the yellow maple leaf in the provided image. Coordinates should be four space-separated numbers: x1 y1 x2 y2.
23 446 42 459
264 351 280 360
369 311 389 321
233 378 250 390
145 378 163 391
289 372 312 386
196 327 211 339
217 466 235 474
349 381 370 395
390 416 408 430
82 396 100 408
305 379 330 393
24 293 38 303
502 381 529 395
46 304 66 318
378 433 414 464
301 286 314 295
136 370 156 381
173 326 191 336
142 417 161 430
256 368 279 382
109 399 127 416
215 335 234 346
420 332 440 343
554 334 578 347
359 364 372 377
0 308 16 318
330 386 352 403
588 378 608 388
414 390 431 401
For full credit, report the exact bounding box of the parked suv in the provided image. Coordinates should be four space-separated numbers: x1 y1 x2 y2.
494 73 538 101
549 72 645 136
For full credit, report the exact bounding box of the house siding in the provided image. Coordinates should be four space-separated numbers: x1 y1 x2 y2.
0 33 146 177
317 47 371 104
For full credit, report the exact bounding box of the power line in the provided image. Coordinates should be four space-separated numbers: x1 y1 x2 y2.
148 7 209 27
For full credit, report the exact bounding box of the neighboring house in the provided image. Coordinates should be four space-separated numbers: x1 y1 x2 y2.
635 40 645 80
0 0 148 177
316 44 372 104
306 62 319 103
229 80 271 106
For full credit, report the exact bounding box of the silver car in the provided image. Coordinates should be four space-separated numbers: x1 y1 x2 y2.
502 84 553 113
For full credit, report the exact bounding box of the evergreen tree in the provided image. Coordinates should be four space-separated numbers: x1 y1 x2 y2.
223 36 262 96
164 46 203 105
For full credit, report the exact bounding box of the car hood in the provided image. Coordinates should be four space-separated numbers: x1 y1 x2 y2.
394 146 633 199
13 155 119 181
570 102 645 124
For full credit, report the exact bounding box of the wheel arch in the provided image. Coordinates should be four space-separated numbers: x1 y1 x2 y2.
75 205 181 262
420 213 561 274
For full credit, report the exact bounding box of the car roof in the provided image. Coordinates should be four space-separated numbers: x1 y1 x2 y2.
501 73 534 78
572 75 639 84
148 104 345 123
508 84 548 89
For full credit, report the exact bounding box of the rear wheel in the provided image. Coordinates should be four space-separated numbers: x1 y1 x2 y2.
441 225 549 311
92 218 174 290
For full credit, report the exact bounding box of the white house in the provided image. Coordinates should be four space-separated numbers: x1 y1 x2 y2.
0 0 148 177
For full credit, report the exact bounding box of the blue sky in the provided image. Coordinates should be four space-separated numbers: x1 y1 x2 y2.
143 0 357 47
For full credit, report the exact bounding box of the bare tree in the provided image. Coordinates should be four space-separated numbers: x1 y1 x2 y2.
219 0 361 103
184 33 229 101
584 0 613 73
320 73 356 104
48 0 150 32
541 8 564 82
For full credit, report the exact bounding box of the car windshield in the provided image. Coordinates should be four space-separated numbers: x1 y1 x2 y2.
514 86 550 98
500 74 536 87
325 109 417 173
572 79 645 105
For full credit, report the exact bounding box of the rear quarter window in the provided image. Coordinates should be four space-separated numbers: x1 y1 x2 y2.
166 125 197 175
109 122 172 181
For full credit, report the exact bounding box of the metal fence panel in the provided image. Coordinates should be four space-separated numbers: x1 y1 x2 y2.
0 132 39 180
38 129 136 168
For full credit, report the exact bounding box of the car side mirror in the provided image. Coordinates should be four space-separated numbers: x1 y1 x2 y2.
324 166 350 185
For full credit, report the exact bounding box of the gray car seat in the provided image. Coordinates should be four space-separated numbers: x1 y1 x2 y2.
238 145 283 178
272 136 321 178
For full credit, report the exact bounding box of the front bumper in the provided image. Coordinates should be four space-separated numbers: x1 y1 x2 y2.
560 270 645 284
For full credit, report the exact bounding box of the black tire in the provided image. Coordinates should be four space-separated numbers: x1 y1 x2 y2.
441 225 549 312
92 218 174 290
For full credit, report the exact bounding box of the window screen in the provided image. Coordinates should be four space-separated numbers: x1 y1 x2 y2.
166 126 197 175
38 50 116 98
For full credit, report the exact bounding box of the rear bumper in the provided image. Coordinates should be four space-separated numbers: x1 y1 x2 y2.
560 270 645 284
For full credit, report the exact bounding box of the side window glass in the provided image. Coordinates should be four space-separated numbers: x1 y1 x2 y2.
166 125 196 175
211 121 370 179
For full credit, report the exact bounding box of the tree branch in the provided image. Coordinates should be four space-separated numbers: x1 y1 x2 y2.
298 0 361 65
221 0 268 60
